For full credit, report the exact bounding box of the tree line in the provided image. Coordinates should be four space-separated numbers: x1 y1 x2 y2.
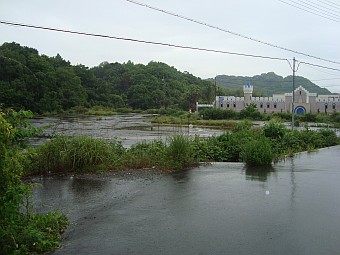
0 42 216 114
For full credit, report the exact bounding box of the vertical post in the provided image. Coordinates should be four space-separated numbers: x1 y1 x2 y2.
291 57 296 130
214 76 217 108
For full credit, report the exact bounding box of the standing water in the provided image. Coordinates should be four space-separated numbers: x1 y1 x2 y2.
31 146 340 255
30 114 224 147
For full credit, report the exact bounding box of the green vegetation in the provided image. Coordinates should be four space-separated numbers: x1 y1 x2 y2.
192 120 340 166
0 108 68 255
0 42 215 114
29 119 340 174
32 136 119 174
31 135 198 174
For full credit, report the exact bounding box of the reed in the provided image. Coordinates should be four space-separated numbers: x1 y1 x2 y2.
34 135 116 174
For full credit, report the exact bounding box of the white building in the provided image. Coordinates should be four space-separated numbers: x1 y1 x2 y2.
210 83 340 114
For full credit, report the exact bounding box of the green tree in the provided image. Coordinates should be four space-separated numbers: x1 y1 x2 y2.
0 108 68 254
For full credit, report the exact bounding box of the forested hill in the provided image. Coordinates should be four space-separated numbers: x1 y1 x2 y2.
1 42 331 114
212 72 331 96
0 42 215 113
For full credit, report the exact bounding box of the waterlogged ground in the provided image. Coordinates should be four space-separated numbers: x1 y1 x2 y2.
31 146 340 255
30 114 224 147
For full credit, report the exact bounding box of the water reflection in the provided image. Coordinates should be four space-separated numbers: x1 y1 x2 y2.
243 165 275 182
70 178 108 196
171 171 190 183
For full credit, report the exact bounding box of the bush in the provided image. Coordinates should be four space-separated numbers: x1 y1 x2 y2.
263 121 286 139
318 128 340 147
167 135 197 170
117 140 166 170
0 108 68 255
200 108 237 120
240 138 274 166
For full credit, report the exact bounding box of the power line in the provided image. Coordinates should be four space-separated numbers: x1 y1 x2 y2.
0 20 288 62
307 0 340 14
319 0 340 9
2 20 340 73
278 0 340 22
289 0 340 19
301 63 340 76
125 0 340 65
298 60 340 72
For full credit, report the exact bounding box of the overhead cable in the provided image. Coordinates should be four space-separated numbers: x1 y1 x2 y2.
278 0 340 22
0 20 288 62
125 0 340 65
304 0 340 14
297 60 340 72
288 0 340 19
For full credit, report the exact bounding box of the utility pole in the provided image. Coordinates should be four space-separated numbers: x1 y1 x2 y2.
214 76 217 108
291 57 296 130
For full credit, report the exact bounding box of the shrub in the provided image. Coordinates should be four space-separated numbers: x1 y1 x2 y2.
263 121 286 139
200 108 237 120
240 138 274 166
117 140 166 170
0 108 68 255
167 135 197 170
318 128 340 147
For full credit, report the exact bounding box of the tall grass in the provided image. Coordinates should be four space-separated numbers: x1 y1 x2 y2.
167 135 197 170
31 123 340 174
33 135 120 174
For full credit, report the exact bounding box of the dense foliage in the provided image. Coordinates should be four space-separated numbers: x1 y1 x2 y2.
192 120 340 166
0 108 68 254
0 42 215 113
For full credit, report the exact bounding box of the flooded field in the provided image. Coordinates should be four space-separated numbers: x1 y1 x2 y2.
30 114 224 147
31 146 340 255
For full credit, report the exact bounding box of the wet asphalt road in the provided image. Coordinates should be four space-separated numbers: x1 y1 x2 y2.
32 146 340 255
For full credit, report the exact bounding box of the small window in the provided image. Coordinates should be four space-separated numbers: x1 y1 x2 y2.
333 104 336 109
299 91 302 95
260 104 263 108
220 103 223 108
233 103 236 108
227 104 229 108
325 105 328 110
267 104 270 108
274 104 277 108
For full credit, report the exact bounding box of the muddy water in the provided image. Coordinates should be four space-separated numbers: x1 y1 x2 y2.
31 146 340 255
30 114 224 147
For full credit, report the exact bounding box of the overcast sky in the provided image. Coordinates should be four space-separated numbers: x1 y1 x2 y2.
1 0 340 93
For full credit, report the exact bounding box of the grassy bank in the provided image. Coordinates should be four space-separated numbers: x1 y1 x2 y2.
29 134 198 175
29 120 340 176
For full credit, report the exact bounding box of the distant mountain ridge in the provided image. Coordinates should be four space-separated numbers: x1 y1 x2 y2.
210 72 332 96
